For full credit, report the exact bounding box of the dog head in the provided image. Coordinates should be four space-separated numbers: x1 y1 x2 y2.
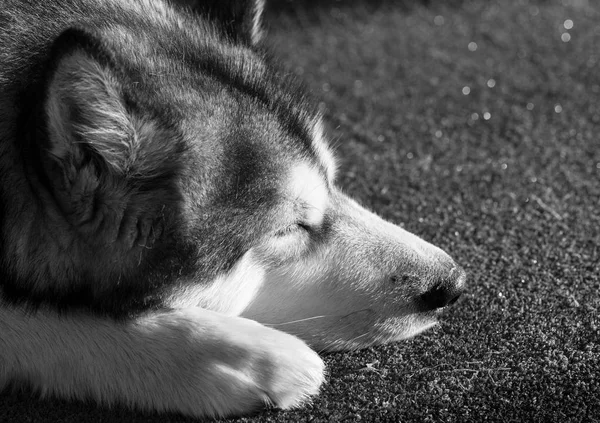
153 0 466 350
5 0 465 349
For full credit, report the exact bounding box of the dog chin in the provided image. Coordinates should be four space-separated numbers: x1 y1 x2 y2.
374 314 439 343
309 312 439 352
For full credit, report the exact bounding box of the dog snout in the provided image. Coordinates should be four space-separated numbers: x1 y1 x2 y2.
418 265 466 311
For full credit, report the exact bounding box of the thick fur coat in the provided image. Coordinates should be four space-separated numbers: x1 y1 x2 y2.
0 0 465 418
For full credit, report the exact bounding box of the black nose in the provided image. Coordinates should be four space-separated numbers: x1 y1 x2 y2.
419 266 466 311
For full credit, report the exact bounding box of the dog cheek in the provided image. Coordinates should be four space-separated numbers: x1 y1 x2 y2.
252 234 310 269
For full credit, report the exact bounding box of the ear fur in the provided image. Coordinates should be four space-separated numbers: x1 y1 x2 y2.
40 28 141 225
170 0 265 45
45 28 135 175
39 27 185 237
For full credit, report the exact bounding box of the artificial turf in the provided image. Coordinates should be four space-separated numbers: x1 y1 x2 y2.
2 0 599 422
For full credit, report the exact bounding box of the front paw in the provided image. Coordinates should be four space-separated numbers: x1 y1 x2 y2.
249 321 326 409
2 307 325 420
140 309 326 417
207 315 326 413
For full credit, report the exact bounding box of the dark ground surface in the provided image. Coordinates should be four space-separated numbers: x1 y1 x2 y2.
2 0 599 422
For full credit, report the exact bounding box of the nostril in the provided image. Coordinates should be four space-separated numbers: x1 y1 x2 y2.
419 286 462 310
447 293 461 306
419 266 467 311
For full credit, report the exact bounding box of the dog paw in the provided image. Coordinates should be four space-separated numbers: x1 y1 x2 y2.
248 322 326 409
135 309 325 417
204 314 326 413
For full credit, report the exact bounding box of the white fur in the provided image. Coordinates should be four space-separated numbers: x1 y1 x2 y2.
288 163 329 227
309 117 337 182
0 303 324 418
167 251 267 315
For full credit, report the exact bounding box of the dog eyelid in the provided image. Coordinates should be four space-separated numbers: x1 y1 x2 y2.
297 222 311 230
274 222 311 237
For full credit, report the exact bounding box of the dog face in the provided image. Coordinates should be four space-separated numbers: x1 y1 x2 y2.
1 0 464 350
170 153 465 352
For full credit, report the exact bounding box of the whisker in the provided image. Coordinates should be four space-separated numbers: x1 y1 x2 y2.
264 308 371 327
263 314 338 326
346 332 370 345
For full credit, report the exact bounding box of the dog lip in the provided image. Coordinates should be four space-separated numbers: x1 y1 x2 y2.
414 297 458 314
372 313 439 344
418 309 439 320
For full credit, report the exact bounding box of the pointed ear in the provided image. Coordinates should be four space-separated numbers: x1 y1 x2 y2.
171 0 265 45
41 28 137 220
45 28 135 175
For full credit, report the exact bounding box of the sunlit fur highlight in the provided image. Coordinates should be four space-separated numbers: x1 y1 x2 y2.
309 116 338 182
287 163 329 227
166 251 267 315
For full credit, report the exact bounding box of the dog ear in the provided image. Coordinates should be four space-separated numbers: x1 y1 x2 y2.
40 26 183 244
41 28 138 222
171 0 265 45
45 28 134 174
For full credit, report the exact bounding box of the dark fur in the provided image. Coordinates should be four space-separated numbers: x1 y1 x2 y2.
0 0 320 316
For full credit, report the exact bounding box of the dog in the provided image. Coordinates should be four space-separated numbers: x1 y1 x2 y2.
0 0 466 418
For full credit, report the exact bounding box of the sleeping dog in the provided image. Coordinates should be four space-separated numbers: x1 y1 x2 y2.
0 0 466 418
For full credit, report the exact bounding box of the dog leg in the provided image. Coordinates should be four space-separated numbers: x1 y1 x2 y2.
0 305 325 418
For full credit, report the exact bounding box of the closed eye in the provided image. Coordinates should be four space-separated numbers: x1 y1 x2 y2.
274 222 311 237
